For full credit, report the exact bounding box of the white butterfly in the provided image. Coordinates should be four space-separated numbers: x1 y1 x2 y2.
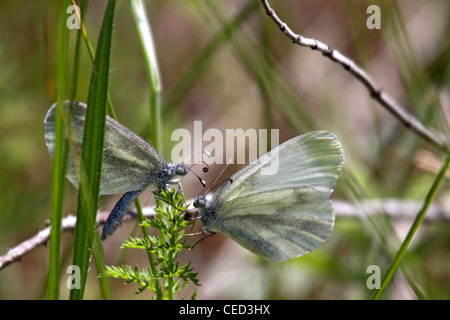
193 131 344 262
44 101 200 240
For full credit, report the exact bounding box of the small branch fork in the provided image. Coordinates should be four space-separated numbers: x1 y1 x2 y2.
260 0 449 152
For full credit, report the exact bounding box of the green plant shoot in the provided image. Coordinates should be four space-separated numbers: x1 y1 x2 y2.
103 188 200 299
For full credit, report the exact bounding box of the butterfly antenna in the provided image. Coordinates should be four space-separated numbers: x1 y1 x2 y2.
183 150 211 166
187 231 216 250
202 158 233 196
183 151 211 187
187 166 207 187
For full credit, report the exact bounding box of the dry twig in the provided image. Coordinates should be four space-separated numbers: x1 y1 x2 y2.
260 0 449 152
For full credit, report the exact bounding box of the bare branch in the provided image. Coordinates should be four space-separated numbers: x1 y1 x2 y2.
260 0 449 152
0 209 155 271
1 199 449 271
333 199 450 221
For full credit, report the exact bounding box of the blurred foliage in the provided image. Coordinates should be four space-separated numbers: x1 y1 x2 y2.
0 0 449 299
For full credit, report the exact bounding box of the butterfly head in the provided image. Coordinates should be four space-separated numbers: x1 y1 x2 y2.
174 163 189 176
193 195 218 231
193 196 209 210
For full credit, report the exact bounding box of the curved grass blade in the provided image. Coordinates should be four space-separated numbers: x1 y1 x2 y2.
372 152 450 299
69 0 88 100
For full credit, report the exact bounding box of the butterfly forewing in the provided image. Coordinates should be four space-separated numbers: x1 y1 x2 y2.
44 101 165 195
215 131 344 203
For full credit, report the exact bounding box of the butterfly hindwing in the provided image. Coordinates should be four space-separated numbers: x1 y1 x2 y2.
206 186 334 262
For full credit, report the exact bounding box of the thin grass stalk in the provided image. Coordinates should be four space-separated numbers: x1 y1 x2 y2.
373 152 450 299
46 0 71 300
128 0 164 299
134 196 163 299
69 0 86 100
91 230 112 299
73 1 117 119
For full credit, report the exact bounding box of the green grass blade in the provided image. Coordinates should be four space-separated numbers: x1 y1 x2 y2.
70 1 113 300
70 0 117 300
373 152 450 299
46 0 71 300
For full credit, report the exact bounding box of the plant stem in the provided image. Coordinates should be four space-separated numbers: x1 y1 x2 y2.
134 197 163 299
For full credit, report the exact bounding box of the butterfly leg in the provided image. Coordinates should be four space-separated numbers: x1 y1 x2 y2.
101 189 143 241
167 179 186 200
184 231 216 249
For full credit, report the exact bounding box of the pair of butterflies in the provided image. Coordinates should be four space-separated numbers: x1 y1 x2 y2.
45 101 344 262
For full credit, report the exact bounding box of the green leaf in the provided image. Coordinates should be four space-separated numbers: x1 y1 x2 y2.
103 188 200 299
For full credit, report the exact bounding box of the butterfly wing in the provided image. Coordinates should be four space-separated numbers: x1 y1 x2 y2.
215 131 344 202
202 131 344 261
206 186 334 262
44 101 165 195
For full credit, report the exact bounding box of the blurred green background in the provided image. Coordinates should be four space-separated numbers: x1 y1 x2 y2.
0 0 449 299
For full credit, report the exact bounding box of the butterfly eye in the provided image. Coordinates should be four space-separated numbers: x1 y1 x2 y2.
175 164 189 176
193 197 207 209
